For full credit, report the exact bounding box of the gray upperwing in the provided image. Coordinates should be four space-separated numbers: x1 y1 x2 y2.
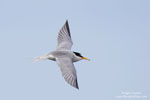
56 20 73 50
56 57 79 89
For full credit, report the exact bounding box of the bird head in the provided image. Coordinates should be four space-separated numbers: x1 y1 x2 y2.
73 52 90 61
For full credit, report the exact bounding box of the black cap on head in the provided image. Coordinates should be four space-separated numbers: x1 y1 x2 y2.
73 52 83 57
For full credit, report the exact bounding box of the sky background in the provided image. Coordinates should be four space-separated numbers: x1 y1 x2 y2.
0 0 150 100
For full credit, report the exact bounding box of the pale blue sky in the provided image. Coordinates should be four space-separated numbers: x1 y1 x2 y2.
0 0 150 100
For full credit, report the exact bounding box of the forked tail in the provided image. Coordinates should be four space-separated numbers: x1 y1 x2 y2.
34 55 49 62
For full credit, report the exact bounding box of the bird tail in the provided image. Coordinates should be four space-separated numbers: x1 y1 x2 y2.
34 55 49 62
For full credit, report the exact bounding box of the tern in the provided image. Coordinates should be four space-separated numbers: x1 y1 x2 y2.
36 20 89 89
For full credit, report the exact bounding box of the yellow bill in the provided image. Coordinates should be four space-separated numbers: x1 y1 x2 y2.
82 57 90 61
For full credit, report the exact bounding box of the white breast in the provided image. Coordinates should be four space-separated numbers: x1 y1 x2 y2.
72 54 82 62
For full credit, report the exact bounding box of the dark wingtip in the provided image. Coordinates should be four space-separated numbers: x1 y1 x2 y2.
65 19 69 26
65 20 71 37
76 86 79 90
75 79 79 90
66 19 68 23
76 87 79 90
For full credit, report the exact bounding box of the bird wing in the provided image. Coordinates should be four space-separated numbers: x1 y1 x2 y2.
56 56 79 89
56 20 73 50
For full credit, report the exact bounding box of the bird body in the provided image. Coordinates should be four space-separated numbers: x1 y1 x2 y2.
47 50 83 62
36 20 89 89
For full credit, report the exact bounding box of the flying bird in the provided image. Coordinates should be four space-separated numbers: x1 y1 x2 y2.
36 20 89 89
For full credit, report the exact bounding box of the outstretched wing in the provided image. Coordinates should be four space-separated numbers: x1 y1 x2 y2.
56 20 73 50
56 57 79 89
